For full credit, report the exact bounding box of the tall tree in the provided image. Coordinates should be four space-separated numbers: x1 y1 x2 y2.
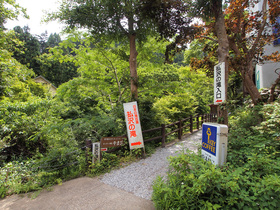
189 0 279 105
1 0 28 99
13 26 41 70
185 0 230 124
48 0 195 100
144 0 229 123
225 0 279 104
48 0 154 99
140 0 198 63
47 33 62 49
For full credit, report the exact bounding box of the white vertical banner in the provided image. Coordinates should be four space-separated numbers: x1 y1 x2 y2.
214 62 226 104
92 142 100 164
123 101 144 150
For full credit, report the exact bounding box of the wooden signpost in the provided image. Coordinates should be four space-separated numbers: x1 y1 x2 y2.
100 136 127 151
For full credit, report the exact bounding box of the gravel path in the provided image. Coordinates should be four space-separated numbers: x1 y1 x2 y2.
100 130 202 200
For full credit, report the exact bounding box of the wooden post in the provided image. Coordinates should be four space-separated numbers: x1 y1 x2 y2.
161 124 166 148
196 115 199 130
178 120 182 140
85 139 92 167
141 147 146 159
201 115 204 126
190 115 193 133
217 105 228 125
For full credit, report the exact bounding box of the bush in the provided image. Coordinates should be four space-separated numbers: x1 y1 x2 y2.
152 151 280 209
153 92 198 124
0 99 54 162
87 152 120 176
152 102 280 209
0 147 86 198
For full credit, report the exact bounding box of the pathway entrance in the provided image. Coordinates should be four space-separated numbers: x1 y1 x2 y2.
0 130 202 210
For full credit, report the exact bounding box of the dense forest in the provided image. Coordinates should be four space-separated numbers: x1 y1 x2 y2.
1 0 280 208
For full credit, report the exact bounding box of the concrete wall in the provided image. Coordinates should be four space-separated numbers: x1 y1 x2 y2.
253 0 280 90
256 62 280 90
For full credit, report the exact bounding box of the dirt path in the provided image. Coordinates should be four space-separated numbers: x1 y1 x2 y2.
0 130 202 210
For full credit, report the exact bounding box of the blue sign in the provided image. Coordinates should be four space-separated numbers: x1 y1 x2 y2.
202 124 217 156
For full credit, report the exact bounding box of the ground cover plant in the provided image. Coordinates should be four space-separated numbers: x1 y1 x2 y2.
152 101 280 209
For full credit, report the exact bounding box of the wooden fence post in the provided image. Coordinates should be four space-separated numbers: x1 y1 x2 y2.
85 139 92 167
201 115 204 126
196 115 199 130
161 124 166 147
178 120 182 140
190 115 193 133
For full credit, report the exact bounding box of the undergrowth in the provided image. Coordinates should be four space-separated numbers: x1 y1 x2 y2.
152 101 280 209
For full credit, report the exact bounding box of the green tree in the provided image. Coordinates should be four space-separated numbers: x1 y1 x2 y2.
46 33 61 49
0 0 28 99
140 0 197 64
50 32 131 104
37 31 49 53
0 0 28 29
48 0 185 100
186 0 279 105
35 53 78 87
13 26 41 70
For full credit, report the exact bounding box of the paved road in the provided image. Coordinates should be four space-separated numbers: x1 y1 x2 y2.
0 130 202 210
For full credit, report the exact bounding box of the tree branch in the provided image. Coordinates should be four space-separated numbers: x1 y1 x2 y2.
200 36 218 42
248 0 268 60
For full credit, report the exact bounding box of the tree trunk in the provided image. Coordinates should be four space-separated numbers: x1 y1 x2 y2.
242 70 262 105
129 34 138 100
214 5 229 126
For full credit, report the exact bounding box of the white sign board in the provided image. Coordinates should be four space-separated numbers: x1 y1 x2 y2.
92 142 100 164
214 62 226 104
123 101 144 150
202 123 228 166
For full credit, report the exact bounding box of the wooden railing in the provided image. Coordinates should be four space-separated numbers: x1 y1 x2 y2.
142 113 217 147
86 113 217 155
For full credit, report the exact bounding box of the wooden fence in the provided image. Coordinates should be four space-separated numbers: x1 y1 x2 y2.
85 113 217 157
142 113 217 147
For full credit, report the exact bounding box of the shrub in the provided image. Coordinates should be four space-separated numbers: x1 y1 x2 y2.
0 147 86 198
153 92 198 124
0 99 54 162
152 151 280 209
87 152 120 176
152 101 280 209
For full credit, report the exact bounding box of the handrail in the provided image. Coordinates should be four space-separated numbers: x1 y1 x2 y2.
89 113 217 153
141 113 217 147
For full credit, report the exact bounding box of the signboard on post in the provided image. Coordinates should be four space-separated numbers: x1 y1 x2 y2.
123 101 144 150
100 136 126 151
202 123 228 166
214 62 226 104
